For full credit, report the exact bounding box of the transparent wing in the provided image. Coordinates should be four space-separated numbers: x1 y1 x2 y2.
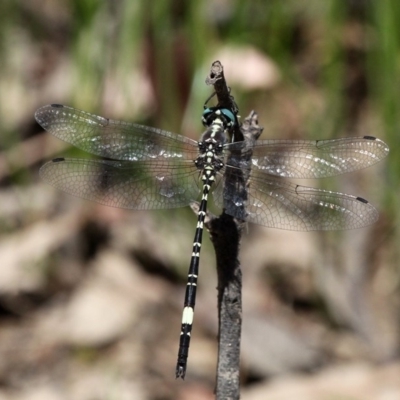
225 137 389 178
40 158 201 210
35 104 198 161
213 168 378 231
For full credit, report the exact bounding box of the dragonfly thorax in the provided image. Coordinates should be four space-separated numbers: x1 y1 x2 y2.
195 130 225 174
199 130 226 149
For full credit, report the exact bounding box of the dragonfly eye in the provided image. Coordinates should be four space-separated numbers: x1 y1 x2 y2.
220 109 236 126
202 108 214 126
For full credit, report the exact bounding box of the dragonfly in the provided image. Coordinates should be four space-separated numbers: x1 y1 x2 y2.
35 103 389 379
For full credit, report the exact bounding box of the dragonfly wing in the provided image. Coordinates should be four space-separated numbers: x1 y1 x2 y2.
212 167 249 221
40 158 201 210
213 167 378 230
226 137 389 178
35 104 198 161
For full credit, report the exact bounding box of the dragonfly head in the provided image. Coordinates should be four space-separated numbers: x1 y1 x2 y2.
202 107 237 129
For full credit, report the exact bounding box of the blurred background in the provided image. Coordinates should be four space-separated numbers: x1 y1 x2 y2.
0 0 399 399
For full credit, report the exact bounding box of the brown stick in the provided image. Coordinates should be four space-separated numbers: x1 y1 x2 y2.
203 62 263 399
